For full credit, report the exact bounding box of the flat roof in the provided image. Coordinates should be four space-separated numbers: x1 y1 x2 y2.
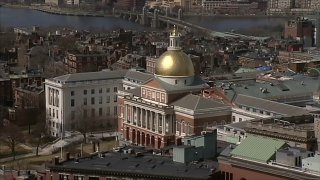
49 152 217 179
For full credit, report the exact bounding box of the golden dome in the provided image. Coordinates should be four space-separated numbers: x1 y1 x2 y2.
155 50 195 77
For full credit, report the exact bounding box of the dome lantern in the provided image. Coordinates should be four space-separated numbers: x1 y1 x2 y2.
155 26 195 78
168 25 181 51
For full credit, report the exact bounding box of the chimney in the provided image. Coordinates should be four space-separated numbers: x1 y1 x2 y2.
65 152 70 161
53 156 59 165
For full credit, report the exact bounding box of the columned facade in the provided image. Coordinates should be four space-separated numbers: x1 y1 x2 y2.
120 97 175 149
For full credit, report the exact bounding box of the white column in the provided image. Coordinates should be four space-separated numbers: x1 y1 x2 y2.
155 113 159 133
151 111 154 131
139 108 142 127
131 106 134 124
146 110 149 129
143 109 146 128
162 115 165 135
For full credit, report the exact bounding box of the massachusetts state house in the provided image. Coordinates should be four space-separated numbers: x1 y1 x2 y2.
118 27 231 149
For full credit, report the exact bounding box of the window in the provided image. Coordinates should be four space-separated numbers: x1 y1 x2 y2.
239 118 242 122
49 108 51 116
99 88 102 93
71 91 74 96
71 111 75 120
84 90 87 95
106 96 110 103
83 109 87 118
74 176 84 180
91 109 95 117
232 116 235 122
91 97 95 105
99 108 102 116
71 99 75 107
91 89 95 94
59 174 69 180
266 112 271 115
114 106 117 115
106 107 110 115
56 110 59 118
113 95 117 102
259 110 264 114
106 88 110 93
253 108 256 112
88 177 99 180
53 110 55 118
113 87 117 92
175 80 177 84
246 107 250 111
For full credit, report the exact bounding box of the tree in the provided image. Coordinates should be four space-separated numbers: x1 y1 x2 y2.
73 106 99 144
0 123 22 160
31 110 48 156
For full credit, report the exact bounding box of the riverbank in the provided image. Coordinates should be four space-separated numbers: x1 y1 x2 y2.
2 3 292 19
2 4 114 17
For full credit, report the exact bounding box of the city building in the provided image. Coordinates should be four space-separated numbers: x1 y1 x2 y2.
284 18 315 47
64 49 110 74
276 147 314 167
0 72 44 107
45 69 153 137
173 130 217 164
201 0 260 15
45 0 64 6
41 146 220 180
117 27 231 149
9 83 45 123
212 74 320 107
114 0 146 11
245 116 316 151
311 111 320 150
302 153 320 174
218 135 320 180
232 94 309 122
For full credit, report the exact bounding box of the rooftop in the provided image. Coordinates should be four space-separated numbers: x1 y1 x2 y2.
230 135 287 163
49 151 217 180
50 69 153 84
171 94 229 112
234 94 310 116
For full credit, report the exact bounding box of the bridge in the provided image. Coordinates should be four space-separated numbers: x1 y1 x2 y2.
113 8 269 41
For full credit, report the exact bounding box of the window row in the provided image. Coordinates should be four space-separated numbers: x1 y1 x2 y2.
81 87 118 96
70 106 118 120
239 105 272 116
49 108 59 119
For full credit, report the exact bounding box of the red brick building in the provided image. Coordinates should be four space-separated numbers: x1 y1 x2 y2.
284 18 315 47
118 28 231 149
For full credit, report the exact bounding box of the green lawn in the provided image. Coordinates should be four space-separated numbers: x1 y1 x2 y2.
0 144 32 159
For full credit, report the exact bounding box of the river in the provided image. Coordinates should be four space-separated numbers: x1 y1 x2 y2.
0 6 289 35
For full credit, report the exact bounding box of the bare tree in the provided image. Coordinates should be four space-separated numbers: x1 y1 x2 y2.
73 106 99 144
32 110 49 156
0 123 22 160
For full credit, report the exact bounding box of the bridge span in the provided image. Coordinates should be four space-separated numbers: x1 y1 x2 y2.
114 9 269 41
